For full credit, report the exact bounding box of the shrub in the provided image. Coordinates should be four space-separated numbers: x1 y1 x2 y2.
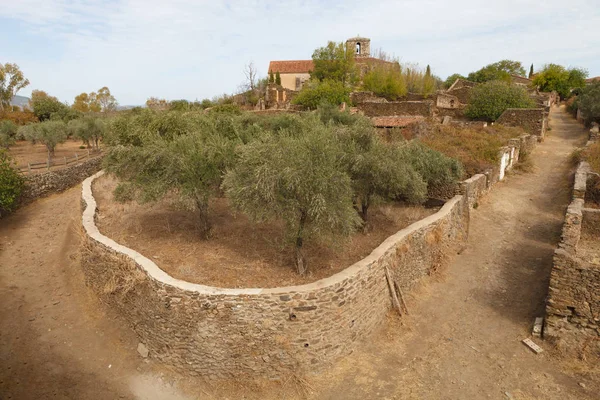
0 120 18 148
292 79 351 109
223 121 359 275
208 103 241 115
362 63 407 100
0 150 24 217
465 81 536 121
398 141 463 195
576 82 600 125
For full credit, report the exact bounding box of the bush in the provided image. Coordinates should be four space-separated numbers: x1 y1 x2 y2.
292 79 351 109
465 81 536 121
576 82 600 125
0 120 18 148
532 64 588 99
0 150 24 217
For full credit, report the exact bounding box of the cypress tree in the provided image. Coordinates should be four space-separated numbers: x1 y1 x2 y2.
269 70 274 83
275 71 281 86
529 64 534 78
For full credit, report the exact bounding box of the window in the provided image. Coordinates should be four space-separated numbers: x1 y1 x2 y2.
296 77 301 90
450 99 455 107
356 42 361 55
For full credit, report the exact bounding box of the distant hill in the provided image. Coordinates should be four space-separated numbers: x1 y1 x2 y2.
10 95 30 109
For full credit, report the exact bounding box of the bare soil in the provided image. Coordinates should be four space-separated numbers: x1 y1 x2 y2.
0 105 598 399
8 139 98 173
93 175 436 288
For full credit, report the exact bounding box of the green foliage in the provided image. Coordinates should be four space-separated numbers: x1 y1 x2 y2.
467 60 526 83
0 63 30 111
444 74 466 89
269 70 274 83
465 81 536 121
0 150 24 216
292 79 351 109
275 71 281 86
529 64 534 79
532 64 588 98
422 65 436 97
310 41 357 85
105 129 236 239
68 116 105 149
169 100 191 112
23 120 67 157
0 120 18 148
362 63 407 100
209 103 242 115
316 103 360 126
222 121 360 274
398 141 463 194
576 82 600 125
30 90 68 122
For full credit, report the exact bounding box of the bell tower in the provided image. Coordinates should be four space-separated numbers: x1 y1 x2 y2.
346 36 371 58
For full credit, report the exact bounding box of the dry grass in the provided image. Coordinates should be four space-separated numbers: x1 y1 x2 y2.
92 174 438 288
419 124 526 177
8 139 92 167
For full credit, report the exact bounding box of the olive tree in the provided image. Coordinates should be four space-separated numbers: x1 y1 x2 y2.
68 117 105 149
223 123 359 275
576 82 600 125
0 120 18 149
105 128 235 239
22 120 67 157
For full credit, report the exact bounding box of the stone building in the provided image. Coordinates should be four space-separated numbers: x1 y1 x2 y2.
511 74 533 87
267 36 390 92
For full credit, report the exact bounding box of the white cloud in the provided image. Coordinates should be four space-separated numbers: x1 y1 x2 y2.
1 0 599 104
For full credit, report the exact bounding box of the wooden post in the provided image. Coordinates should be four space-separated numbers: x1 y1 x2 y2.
47 158 50 171
87 149 90 157
75 153 78 162
394 281 410 315
384 266 402 316
28 163 31 174
64 156 67 166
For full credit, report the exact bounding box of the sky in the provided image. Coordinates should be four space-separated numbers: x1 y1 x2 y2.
1 0 599 106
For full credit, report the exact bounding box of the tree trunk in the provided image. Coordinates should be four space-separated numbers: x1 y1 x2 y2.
195 197 211 239
294 211 308 275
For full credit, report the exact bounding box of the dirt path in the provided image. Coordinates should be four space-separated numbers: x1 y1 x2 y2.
311 106 597 399
0 106 596 400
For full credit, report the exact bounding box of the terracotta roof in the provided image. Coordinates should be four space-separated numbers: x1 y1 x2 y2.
586 76 600 83
371 116 424 128
268 60 314 74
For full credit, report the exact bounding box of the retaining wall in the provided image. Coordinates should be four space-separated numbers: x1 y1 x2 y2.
20 156 103 205
545 128 600 347
80 132 538 379
357 101 434 117
496 108 548 139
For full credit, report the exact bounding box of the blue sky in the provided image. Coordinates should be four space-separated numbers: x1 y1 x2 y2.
1 0 599 105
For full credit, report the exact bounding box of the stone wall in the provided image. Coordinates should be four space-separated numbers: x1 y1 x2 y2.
79 132 538 378
496 108 547 139
545 130 600 348
446 86 473 105
436 93 460 109
357 101 434 117
20 156 103 205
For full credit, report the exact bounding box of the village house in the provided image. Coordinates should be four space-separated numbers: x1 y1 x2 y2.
267 37 391 92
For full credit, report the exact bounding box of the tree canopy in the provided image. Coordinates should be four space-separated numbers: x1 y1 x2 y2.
532 64 588 98
465 81 536 121
467 60 526 83
576 82 600 125
362 63 407 100
0 63 29 111
310 41 357 85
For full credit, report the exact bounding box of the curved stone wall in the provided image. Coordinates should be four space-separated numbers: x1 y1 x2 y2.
81 170 470 378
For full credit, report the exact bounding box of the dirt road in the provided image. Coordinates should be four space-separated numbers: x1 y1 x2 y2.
312 107 597 399
0 106 597 399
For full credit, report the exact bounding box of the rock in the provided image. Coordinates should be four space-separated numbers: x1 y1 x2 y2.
137 343 149 358
579 382 586 389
